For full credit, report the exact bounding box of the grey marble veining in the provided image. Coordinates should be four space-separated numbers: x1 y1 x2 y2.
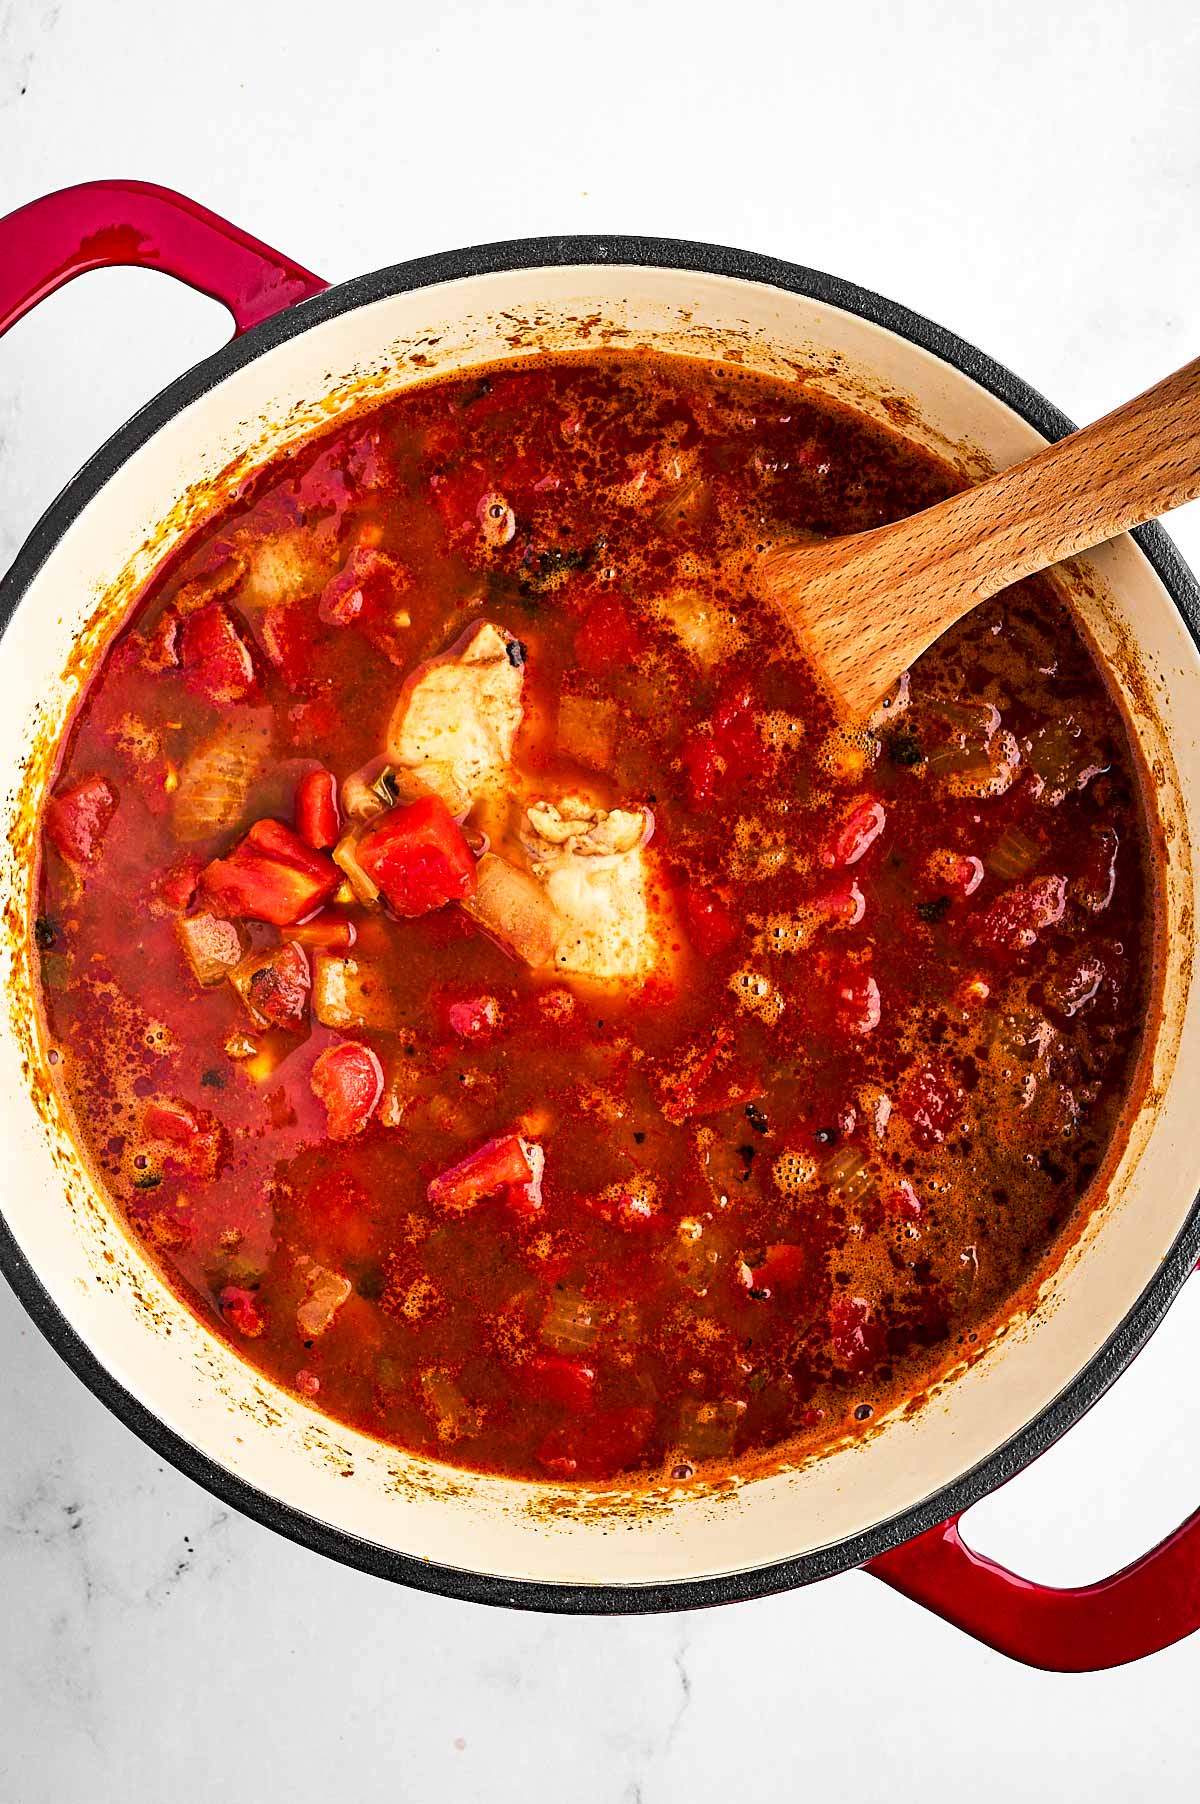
2 0 1200 1796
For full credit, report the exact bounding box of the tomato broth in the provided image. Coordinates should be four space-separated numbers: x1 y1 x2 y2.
33 352 1154 1484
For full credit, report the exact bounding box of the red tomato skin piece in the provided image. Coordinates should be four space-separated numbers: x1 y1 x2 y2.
681 885 739 956
295 768 341 850
357 795 477 917
180 602 257 705
200 819 339 926
427 1132 542 1212
44 774 117 867
310 1040 384 1141
823 799 886 868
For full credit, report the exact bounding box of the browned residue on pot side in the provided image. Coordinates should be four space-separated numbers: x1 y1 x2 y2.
3 299 1193 1536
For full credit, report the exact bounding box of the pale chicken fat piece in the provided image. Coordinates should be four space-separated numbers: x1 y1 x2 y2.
523 796 657 982
386 621 524 815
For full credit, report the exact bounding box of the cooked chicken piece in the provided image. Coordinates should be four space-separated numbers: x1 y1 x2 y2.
176 912 246 987
296 1262 352 1338
386 621 525 815
522 795 657 983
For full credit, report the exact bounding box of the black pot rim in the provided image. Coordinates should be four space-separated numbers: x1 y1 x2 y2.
2 231 1198 1616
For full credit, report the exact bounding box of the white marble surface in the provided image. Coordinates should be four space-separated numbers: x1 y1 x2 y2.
2 0 1200 1795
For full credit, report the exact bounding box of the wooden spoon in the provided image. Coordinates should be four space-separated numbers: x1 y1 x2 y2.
763 354 1200 715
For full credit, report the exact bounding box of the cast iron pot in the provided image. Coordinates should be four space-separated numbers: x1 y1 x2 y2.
1 181 1199 1669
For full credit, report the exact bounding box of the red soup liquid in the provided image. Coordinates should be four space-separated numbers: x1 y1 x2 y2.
33 351 1156 1483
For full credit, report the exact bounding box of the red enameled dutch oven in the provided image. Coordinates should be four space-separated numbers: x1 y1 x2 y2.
1 182 1199 1669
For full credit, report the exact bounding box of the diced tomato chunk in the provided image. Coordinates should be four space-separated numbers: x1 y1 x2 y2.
45 774 117 867
812 878 867 932
525 1354 597 1414
260 602 319 692
681 677 770 808
427 1132 544 1213
823 799 886 868
219 1285 265 1339
899 1063 965 1149
180 602 257 705
310 1040 384 1141
923 848 984 897
356 795 477 917
200 818 339 926
681 884 739 956
156 854 203 912
295 767 340 850
830 1295 885 1375
143 1096 203 1146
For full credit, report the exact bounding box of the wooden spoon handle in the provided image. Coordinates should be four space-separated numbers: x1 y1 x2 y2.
773 354 1200 714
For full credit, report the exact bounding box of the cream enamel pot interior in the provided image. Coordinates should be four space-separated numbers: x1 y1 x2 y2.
1 186 1199 1655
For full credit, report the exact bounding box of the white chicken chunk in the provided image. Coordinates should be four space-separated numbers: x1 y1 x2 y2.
523 795 657 982
386 620 525 815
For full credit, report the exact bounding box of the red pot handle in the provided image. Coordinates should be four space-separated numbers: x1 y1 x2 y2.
0 179 327 340
867 1269 1200 1670
867 1506 1200 1671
